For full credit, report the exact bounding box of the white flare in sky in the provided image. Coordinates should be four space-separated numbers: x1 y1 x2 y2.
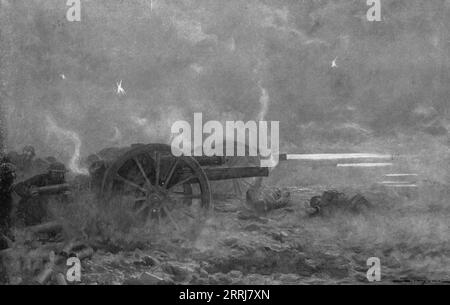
46 116 88 175
116 80 126 96
226 36 236 52
190 63 204 74
331 57 338 68
133 116 148 127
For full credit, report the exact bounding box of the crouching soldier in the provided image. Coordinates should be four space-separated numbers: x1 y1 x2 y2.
0 163 16 250
14 162 70 226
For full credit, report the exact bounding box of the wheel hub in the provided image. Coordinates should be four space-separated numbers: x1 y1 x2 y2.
141 185 174 215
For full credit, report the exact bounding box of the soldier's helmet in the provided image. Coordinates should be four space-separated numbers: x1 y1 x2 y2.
0 162 16 177
86 154 101 166
23 145 36 157
47 162 68 173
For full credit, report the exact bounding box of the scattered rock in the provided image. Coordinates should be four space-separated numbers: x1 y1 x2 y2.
271 232 286 243
161 262 193 282
74 247 94 261
133 255 159 267
189 274 209 285
123 278 143 285
279 274 300 284
198 268 209 279
237 210 264 222
125 272 173 285
211 272 233 284
54 273 67 285
227 270 243 279
243 224 261 232
140 272 166 285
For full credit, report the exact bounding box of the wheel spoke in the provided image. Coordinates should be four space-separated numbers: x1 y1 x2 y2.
102 144 211 235
167 175 196 191
134 197 147 202
241 179 253 187
169 193 201 200
157 209 161 226
180 209 196 219
133 157 157 192
154 152 161 186
163 158 180 189
233 180 242 196
115 174 147 193
162 206 180 231
135 203 149 216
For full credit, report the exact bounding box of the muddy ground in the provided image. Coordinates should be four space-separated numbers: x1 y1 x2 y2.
85 182 450 285
3 178 449 285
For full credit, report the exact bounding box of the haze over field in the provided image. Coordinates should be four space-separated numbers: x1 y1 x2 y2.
1 0 450 286
0 0 449 161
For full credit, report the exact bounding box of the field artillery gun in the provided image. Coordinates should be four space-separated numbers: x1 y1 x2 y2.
84 143 269 233
85 143 391 234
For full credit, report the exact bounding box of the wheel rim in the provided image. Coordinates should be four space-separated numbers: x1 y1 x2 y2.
101 144 211 233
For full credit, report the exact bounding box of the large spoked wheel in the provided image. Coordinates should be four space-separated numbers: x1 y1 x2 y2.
100 144 212 236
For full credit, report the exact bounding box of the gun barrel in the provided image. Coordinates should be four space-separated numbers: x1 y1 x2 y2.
36 184 71 195
204 167 269 181
193 155 227 166
154 155 227 166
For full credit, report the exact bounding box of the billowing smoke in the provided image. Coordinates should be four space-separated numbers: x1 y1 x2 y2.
46 115 88 175
257 83 269 122
1 0 449 160
109 126 123 144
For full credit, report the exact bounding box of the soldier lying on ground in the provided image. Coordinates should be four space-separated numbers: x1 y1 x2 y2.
14 162 70 227
245 178 291 214
308 190 372 216
0 162 16 250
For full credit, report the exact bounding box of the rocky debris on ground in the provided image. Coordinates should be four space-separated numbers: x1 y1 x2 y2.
1 179 447 285
0 220 96 285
